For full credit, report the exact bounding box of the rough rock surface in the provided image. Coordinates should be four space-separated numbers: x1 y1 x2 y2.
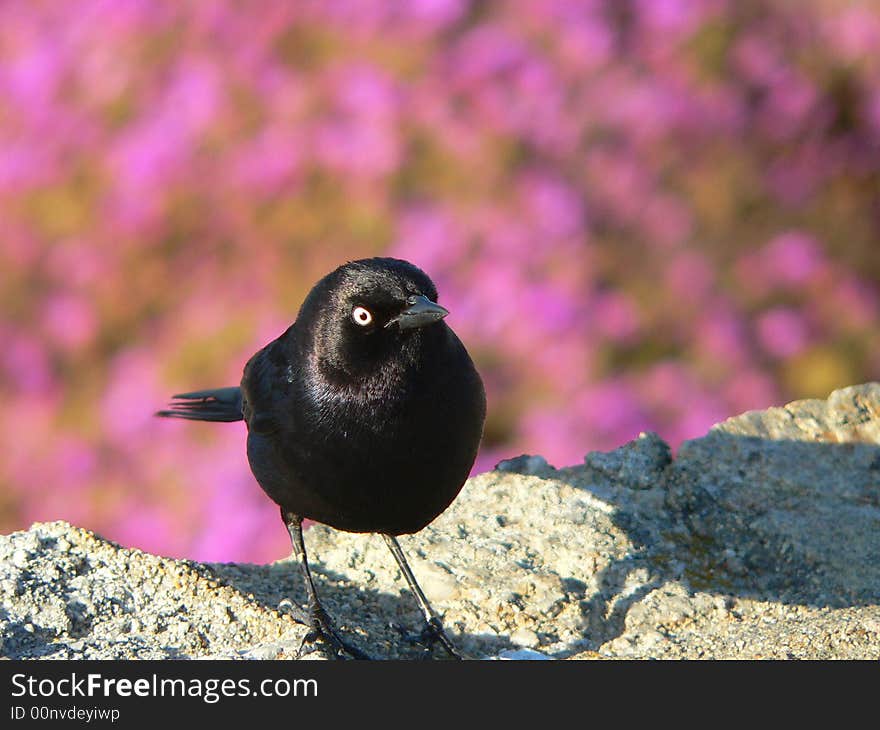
2 384 879 660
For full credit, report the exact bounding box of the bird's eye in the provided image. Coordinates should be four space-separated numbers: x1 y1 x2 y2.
351 306 373 326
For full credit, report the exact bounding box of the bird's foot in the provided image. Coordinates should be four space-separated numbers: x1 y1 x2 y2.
278 599 371 660
420 616 464 660
391 616 463 660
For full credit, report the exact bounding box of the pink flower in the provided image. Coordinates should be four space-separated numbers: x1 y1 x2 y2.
42 292 97 351
762 232 826 286
756 307 810 359
591 291 641 343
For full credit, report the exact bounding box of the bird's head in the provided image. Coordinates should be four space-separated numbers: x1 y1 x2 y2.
298 258 450 382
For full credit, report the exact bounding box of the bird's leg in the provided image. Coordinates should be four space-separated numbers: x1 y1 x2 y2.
279 510 370 660
381 534 463 660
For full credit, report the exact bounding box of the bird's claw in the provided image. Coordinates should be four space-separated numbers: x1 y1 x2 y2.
278 599 370 660
420 616 464 660
391 616 463 659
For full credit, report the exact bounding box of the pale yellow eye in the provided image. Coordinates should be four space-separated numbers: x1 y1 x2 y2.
352 306 373 326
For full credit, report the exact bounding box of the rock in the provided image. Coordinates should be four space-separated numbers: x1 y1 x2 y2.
492 648 552 660
510 628 541 648
583 431 672 490
495 454 554 475
666 382 880 607
1 383 879 660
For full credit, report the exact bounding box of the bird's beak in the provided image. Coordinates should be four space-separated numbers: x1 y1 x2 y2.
387 295 450 330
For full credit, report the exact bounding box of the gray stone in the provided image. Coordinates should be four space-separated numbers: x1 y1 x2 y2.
495 454 554 475
583 431 672 490
492 648 551 660
1 383 879 660
666 382 880 607
509 628 540 648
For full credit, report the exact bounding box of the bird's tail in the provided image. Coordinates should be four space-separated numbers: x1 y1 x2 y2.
155 387 244 422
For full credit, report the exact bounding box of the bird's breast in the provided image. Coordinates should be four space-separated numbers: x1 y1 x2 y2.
251 333 485 534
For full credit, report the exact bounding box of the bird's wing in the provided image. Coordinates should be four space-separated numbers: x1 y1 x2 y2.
240 329 296 435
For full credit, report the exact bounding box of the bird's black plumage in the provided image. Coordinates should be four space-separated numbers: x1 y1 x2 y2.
157 258 486 658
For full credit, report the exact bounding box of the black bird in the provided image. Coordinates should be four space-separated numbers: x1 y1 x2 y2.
157 258 486 659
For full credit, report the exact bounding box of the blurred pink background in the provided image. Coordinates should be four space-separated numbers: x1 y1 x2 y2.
2 0 879 563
